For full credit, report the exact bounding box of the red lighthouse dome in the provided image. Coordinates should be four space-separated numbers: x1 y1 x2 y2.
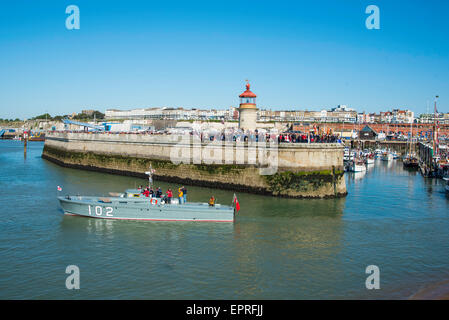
239 81 257 104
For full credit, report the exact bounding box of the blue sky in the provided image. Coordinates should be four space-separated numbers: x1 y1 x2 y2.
0 0 448 119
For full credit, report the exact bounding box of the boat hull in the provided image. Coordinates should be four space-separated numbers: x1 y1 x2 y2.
403 161 419 168
58 196 235 222
349 164 366 172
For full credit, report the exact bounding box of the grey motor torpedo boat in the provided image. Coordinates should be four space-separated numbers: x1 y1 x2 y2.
58 167 237 222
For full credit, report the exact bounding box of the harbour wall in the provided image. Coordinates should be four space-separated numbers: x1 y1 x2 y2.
42 132 347 198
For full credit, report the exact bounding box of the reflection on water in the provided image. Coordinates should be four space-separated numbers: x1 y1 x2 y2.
1 140 449 299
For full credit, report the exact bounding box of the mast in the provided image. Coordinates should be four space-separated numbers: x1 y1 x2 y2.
433 95 439 158
408 118 412 156
145 164 155 188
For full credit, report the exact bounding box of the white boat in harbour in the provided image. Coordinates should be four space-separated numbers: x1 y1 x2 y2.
343 148 354 162
349 159 366 172
374 149 383 158
381 152 393 161
363 151 375 165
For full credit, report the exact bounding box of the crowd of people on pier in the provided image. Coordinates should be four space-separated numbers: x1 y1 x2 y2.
187 128 342 144
54 126 342 144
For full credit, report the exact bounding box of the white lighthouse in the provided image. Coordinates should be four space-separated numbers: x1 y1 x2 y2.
238 81 258 131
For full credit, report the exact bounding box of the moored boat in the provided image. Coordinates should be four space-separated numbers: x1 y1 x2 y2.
374 149 383 159
403 154 419 168
381 152 393 161
348 159 366 172
343 148 354 162
28 132 45 141
403 121 418 168
365 153 375 165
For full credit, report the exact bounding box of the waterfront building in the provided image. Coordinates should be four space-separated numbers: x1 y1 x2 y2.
378 109 414 124
81 110 95 116
380 111 393 123
417 113 449 125
105 107 237 121
391 109 414 124
330 105 355 112
359 125 378 140
101 91 421 126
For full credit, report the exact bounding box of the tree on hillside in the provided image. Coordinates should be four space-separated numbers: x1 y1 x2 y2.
73 111 104 120
32 113 52 120
93 111 105 120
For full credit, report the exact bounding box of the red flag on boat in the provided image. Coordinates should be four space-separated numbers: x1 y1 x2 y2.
57 186 62 191
233 194 240 212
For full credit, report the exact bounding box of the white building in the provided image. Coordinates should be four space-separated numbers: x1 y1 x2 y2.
105 107 236 121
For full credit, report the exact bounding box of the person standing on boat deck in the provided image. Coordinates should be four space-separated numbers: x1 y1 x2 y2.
156 187 162 198
178 187 184 204
182 186 187 203
209 196 215 207
149 187 154 197
143 188 150 197
166 188 173 204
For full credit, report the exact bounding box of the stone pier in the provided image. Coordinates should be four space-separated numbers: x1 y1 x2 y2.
42 132 347 198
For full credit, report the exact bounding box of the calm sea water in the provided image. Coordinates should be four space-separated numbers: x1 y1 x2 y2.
1 140 449 299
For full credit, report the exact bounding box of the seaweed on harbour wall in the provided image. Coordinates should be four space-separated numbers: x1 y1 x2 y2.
145 159 178 170
43 145 149 168
43 145 242 174
264 170 343 194
193 164 244 175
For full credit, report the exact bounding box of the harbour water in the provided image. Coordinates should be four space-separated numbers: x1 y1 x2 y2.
1 140 449 299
